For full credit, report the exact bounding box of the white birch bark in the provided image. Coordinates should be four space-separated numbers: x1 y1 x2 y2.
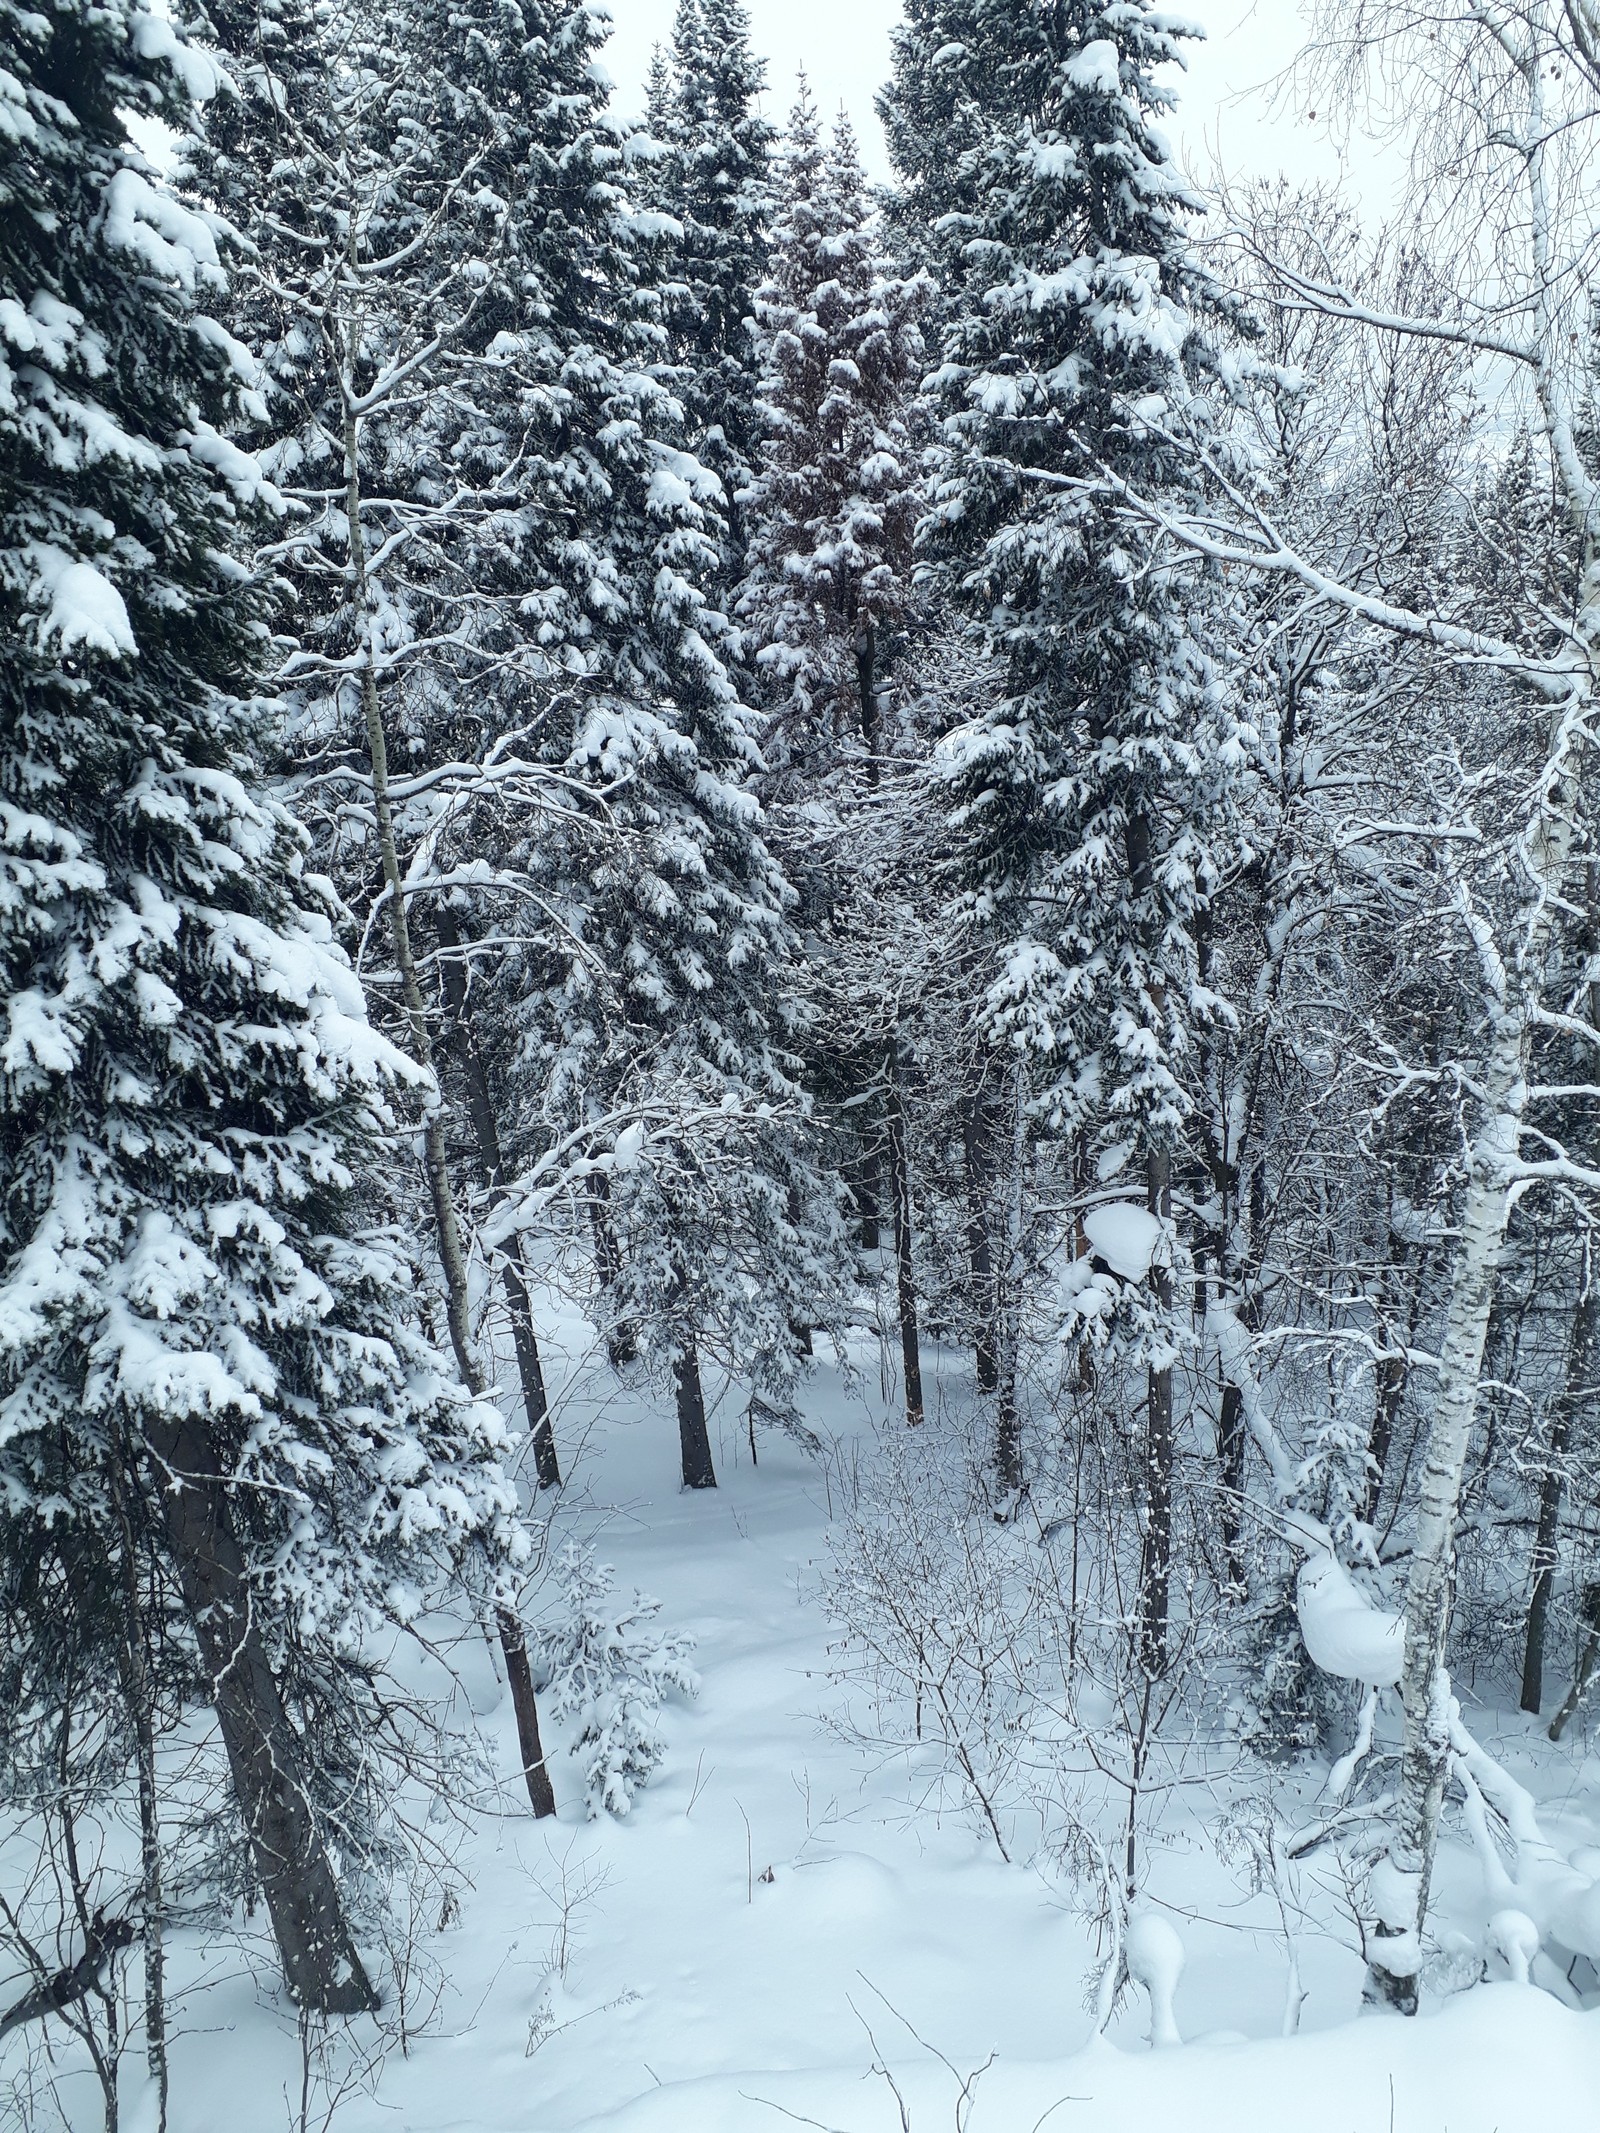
1369 989 1535 1998
1129 0 1600 2002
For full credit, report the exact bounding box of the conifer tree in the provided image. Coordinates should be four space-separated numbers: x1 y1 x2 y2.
737 89 934 1426
188 0 843 1494
385 0 851 1490
883 1 1243 1651
0 0 528 2009
741 91 929 781
184 0 336 422
655 0 775 542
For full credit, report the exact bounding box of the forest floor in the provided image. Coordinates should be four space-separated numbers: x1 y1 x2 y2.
19 1302 1600 2132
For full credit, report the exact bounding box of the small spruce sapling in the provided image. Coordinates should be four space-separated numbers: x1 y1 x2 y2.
535 1545 698 1819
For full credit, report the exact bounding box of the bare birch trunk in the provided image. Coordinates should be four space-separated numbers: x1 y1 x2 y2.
344 396 555 1820
1140 1145 1175 1678
1365 1003 1537 2011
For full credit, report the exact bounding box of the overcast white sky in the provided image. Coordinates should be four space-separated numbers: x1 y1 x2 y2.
598 0 1398 205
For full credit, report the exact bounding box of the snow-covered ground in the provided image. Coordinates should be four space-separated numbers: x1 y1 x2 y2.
20 1307 1600 2132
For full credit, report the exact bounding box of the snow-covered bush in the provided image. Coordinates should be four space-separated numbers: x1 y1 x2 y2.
535 1545 699 1819
822 1413 1059 1858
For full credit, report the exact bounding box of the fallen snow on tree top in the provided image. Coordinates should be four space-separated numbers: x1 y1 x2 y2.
1082 1201 1164 1281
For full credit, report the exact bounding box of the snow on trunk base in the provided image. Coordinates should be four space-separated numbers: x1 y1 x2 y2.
1124 1911 1185 2047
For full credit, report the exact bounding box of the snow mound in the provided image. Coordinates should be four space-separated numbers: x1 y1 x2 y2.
1083 1201 1163 1280
1125 1911 1185 2048
1066 39 1123 96
1295 1555 1402 1687
1488 1910 1540 1985
32 549 136 658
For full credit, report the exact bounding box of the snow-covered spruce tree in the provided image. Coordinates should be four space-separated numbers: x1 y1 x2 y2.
740 90 930 784
883 2 1243 1658
653 0 774 550
180 0 566 1818
0 0 529 2010
512 607 849 1490
734 91 936 1425
534 1543 698 1819
189 0 587 1448
184 0 336 434
254 0 846 1493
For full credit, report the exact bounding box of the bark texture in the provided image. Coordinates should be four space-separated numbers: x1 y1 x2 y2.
1366 1006 1530 2012
148 1410 379 2012
674 1333 718 1490
883 1049 924 1428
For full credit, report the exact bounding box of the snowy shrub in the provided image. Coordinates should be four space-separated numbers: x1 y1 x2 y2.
822 1415 1056 1857
535 1545 699 1819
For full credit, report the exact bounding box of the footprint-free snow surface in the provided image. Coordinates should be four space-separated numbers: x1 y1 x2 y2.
37 1325 1600 2131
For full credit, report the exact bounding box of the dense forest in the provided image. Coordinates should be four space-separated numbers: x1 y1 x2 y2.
5 0 1600 2126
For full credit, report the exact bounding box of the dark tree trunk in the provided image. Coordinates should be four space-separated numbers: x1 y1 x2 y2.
434 908 560 1489
1522 1429 1571 1718
1123 806 1174 1675
145 1412 378 2013
883 1049 924 1428
674 1331 718 1490
962 1089 998 1395
1550 1583 1600 1741
994 1368 1022 1496
786 1181 813 1356
588 1171 637 1365
1216 1377 1247 1589
110 1450 167 2128
496 1606 557 1817
854 613 880 773
993 1073 1027 1496
1141 1146 1175 1678
854 1126 882 1251
1365 1238 1421 1526
1522 1249 1599 1713
1367 1348 1407 1525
